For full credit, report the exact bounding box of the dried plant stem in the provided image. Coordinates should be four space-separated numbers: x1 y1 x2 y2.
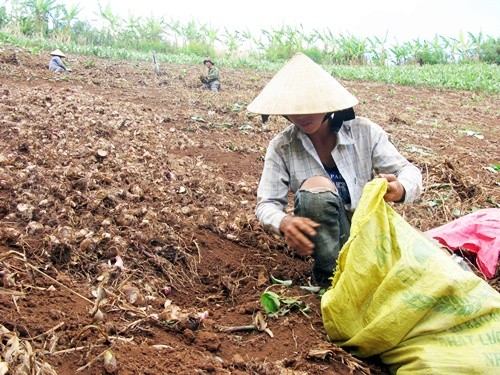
193 239 202 263
0 288 25 296
291 328 298 348
116 271 137 291
74 325 109 343
50 346 93 355
117 317 148 334
29 322 65 340
27 264 93 304
12 295 20 313
218 324 256 333
76 346 113 372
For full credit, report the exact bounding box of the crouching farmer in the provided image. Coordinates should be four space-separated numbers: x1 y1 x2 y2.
200 58 221 92
248 53 422 287
49 49 71 73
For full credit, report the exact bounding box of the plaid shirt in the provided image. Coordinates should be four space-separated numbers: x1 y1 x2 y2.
256 116 422 234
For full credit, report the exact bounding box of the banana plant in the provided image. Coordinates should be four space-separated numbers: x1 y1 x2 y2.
25 0 61 36
467 31 484 61
221 28 245 57
368 32 388 66
139 16 167 43
59 3 81 34
97 1 122 37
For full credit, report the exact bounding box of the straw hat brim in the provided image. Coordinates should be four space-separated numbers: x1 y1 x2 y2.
247 53 358 115
50 49 66 58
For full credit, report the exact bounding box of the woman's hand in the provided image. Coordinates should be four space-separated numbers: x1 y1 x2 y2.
279 215 320 256
379 173 405 202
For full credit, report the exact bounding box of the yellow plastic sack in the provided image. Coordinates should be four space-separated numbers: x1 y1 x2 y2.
321 178 500 374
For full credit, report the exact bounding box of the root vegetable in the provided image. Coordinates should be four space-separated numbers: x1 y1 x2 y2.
103 350 117 373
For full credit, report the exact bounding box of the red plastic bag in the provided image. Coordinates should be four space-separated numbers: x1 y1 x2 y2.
425 208 500 278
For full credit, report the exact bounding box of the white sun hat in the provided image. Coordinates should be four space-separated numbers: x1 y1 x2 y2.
50 49 66 58
247 52 358 115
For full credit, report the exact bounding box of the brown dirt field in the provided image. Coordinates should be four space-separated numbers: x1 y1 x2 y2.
0 47 499 374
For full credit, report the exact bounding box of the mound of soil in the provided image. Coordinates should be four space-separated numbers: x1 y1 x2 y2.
0 47 498 374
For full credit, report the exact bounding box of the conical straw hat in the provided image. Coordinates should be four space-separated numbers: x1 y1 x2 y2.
50 49 66 57
247 53 358 115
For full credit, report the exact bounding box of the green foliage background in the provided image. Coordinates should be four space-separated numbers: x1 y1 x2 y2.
1 1 499 92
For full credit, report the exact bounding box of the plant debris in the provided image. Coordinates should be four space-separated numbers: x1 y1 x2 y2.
0 47 498 374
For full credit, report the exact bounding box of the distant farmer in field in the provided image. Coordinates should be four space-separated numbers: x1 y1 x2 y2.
48 49 71 73
199 58 221 92
248 52 423 287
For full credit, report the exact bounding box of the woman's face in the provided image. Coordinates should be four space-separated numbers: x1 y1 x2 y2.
287 113 326 134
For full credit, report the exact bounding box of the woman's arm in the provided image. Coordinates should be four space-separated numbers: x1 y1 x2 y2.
255 144 290 234
370 122 422 203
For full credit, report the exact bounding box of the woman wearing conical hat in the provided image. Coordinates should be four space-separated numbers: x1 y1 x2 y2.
248 53 422 287
48 49 71 73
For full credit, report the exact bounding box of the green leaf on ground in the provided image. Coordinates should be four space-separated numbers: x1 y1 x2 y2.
270 274 292 287
260 291 281 313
